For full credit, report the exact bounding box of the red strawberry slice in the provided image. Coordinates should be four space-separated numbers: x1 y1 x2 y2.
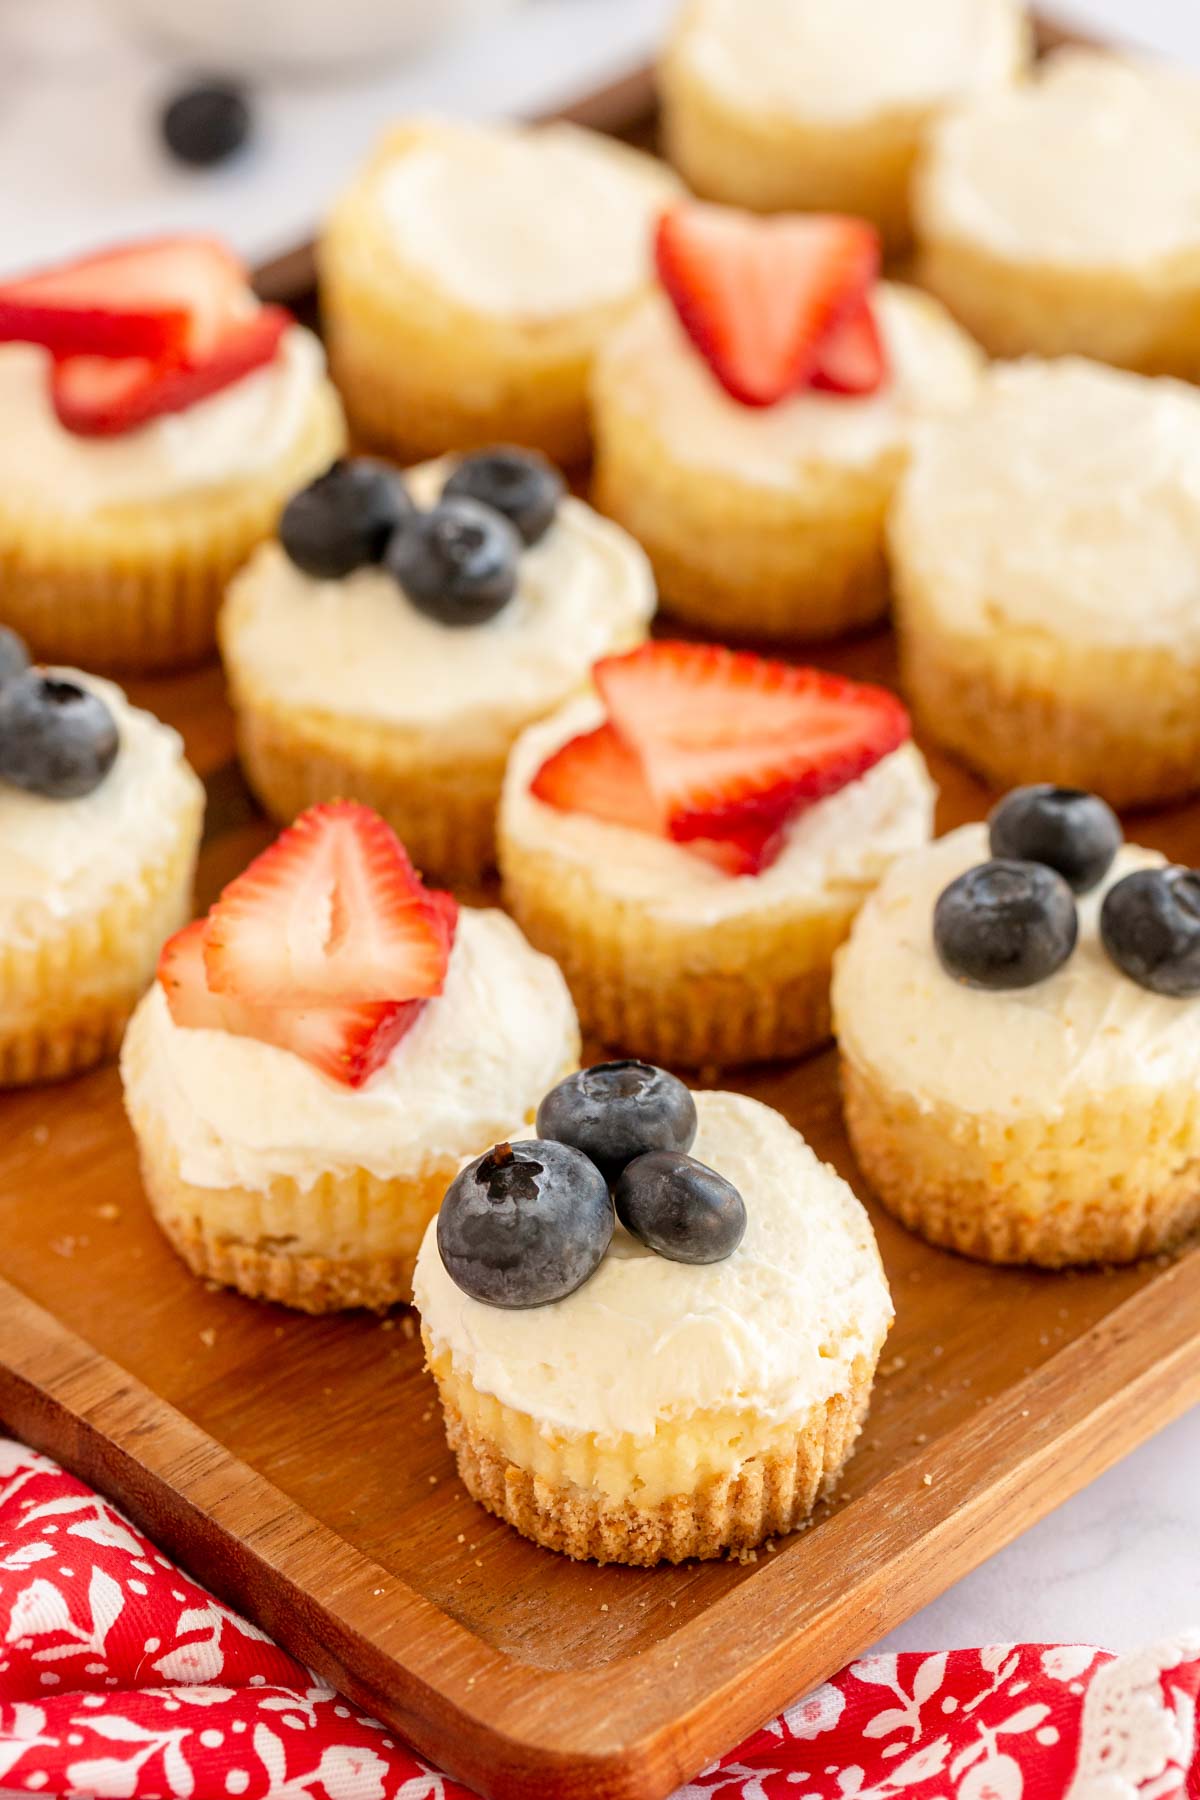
655 202 879 407
204 801 456 1007
594 642 910 842
159 920 424 1089
530 723 785 877
0 237 247 361
51 305 290 437
811 294 889 396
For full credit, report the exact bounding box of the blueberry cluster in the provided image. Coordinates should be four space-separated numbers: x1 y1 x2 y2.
437 1061 747 1309
0 628 117 801
933 785 1200 998
279 448 565 626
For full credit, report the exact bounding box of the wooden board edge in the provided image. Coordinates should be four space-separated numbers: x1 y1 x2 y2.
4 1247 1200 1800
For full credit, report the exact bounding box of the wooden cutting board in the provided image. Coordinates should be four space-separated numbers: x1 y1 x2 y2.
6 16 1196 1800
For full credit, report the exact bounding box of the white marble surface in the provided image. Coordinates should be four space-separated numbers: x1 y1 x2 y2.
3 0 1200 1657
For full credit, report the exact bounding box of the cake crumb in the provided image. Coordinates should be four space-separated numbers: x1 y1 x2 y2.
428 1476 438 1485
921 1473 933 1487
373 1587 384 1596
600 1603 609 1612
457 1534 466 1544
401 1316 417 1340
913 1432 929 1446
380 1317 396 1332
881 1354 907 1376
474 1560 483 1569
765 1541 776 1553
95 1203 120 1222
199 1328 216 1349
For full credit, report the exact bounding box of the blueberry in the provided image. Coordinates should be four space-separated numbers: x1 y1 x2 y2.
1100 866 1200 997
0 628 29 688
934 859 1077 990
536 1060 697 1186
614 1151 746 1264
437 1139 613 1308
161 80 252 168
442 447 565 547
988 785 1121 895
386 497 520 626
280 459 413 581
0 673 118 800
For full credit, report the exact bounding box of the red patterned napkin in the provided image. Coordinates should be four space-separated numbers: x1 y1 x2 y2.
0 1436 1195 1799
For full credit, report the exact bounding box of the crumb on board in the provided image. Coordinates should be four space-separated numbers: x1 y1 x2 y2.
199 1328 216 1349
921 1473 933 1487
95 1203 121 1222
401 1316 417 1340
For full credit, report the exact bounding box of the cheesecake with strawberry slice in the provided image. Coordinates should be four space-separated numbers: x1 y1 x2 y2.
590 198 982 642
0 237 344 672
121 801 579 1312
498 640 934 1068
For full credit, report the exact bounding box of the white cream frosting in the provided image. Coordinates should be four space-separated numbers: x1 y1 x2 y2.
893 357 1200 653
0 326 326 513
223 461 655 754
120 907 578 1193
414 1090 891 1441
375 121 679 320
833 823 1200 1119
597 286 982 487
921 51 1200 266
675 0 1026 123
0 672 202 951
502 694 935 928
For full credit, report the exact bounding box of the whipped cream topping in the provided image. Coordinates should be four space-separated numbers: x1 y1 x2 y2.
223 461 655 755
414 1089 892 1441
673 0 1026 123
920 51 1200 265
596 286 982 487
120 907 578 1193
0 326 327 513
502 694 935 927
892 358 1200 653
0 673 202 951
833 823 1200 1119
376 121 679 320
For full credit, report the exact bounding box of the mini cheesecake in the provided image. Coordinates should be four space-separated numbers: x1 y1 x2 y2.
661 0 1029 250
0 238 345 672
890 357 1200 809
221 449 655 886
0 632 203 1084
915 50 1200 375
415 1075 892 1564
591 200 982 641
499 639 935 1068
320 119 680 464
833 795 1200 1267
122 802 579 1311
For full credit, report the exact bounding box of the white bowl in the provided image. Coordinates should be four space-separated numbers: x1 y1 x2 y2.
112 0 514 73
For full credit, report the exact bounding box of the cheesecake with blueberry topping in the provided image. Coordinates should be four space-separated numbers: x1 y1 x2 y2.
0 238 344 672
121 801 578 1311
0 629 203 1085
832 788 1200 1266
220 448 655 886
413 1062 892 1564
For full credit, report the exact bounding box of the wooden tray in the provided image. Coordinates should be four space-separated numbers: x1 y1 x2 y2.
7 17 1197 1800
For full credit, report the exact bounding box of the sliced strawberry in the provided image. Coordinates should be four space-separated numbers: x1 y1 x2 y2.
594 641 910 842
158 920 423 1089
811 294 889 396
655 202 878 407
0 237 247 362
50 305 290 437
204 801 455 1007
530 723 786 877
